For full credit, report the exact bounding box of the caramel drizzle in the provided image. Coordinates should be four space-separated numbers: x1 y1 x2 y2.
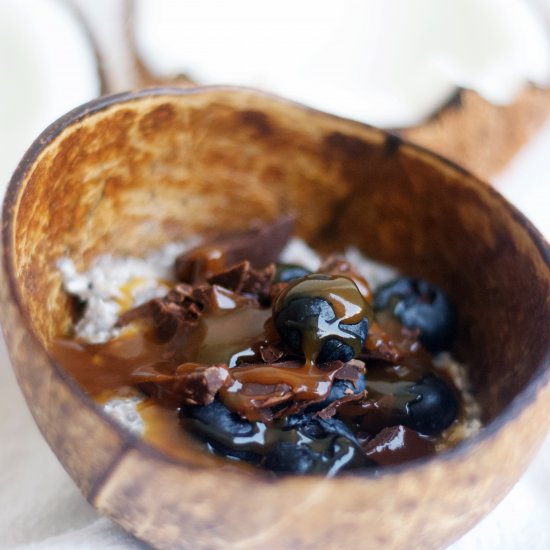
220 361 342 421
273 275 372 365
51 301 347 420
51 270 432 426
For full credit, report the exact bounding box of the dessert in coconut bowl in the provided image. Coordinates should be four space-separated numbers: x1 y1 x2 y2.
2 87 550 549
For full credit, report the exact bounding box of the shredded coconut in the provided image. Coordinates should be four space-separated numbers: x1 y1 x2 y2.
56 239 198 343
103 395 145 435
279 238 321 271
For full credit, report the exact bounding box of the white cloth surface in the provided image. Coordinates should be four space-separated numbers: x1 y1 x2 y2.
2 1 550 547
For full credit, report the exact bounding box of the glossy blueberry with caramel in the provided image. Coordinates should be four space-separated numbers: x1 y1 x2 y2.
273 274 370 364
362 370 459 436
185 400 371 474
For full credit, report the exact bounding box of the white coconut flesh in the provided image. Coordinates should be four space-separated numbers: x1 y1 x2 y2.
0 0 101 193
133 0 550 129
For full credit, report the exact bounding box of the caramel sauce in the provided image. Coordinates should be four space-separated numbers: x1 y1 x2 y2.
321 258 373 303
273 275 372 365
51 294 348 421
50 264 463 467
140 401 260 472
277 275 368 322
220 362 337 421
193 306 271 365
177 245 227 283
116 277 171 311
51 322 178 399
51 304 269 401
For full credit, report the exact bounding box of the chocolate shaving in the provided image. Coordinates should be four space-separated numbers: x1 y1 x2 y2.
207 261 275 301
144 363 231 406
267 359 366 420
269 281 288 302
215 215 294 269
174 364 231 406
190 285 215 310
116 283 199 333
148 288 207 342
259 342 285 363
319 255 354 273
361 344 402 364
361 323 403 364
165 283 194 304
315 390 367 420
332 358 366 381
241 264 275 298
241 383 295 410
207 262 249 292
151 300 196 342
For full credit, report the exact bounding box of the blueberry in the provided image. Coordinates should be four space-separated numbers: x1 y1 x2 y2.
317 336 363 364
362 371 459 436
287 415 357 441
374 277 456 352
314 416 360 441
273 275 370 364
265 443 322 474
405 374 459 435
265 416 373 475
185 401 373 473
186 400 254 438
274 263 312 283
184 400 262 462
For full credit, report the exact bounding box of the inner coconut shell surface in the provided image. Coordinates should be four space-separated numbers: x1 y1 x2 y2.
2 87 550 550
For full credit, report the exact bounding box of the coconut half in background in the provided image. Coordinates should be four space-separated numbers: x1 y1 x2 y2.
0 0 102 192
131 0 550 178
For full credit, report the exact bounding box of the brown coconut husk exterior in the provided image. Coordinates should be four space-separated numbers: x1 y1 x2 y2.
401 86 550 178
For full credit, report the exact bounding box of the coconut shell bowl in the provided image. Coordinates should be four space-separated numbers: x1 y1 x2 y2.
1 87 550 550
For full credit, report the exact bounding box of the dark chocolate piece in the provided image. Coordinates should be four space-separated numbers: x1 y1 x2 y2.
207 261 275 301
145 363 231 406
207 262 249 292
362 425 435 465
165 283 194 304
259 342 285 363
315 390 367 420
151 300 196 342
176 215 294 283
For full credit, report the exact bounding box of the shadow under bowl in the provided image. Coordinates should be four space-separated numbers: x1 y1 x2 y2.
2 87 550 549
